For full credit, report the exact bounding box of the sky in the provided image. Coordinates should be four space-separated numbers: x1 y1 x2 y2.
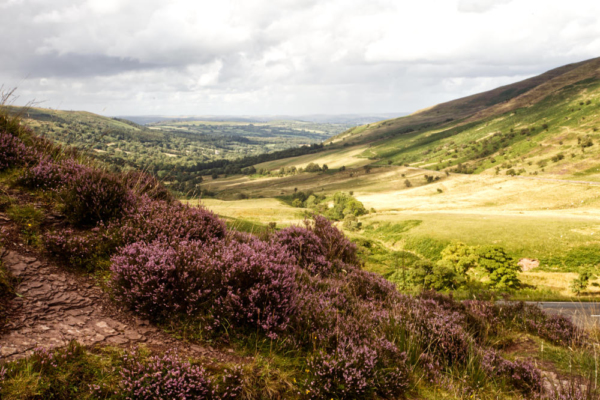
1 0 600 116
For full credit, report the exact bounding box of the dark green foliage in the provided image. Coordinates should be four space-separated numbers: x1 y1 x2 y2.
408 260 464 291
477 246 521 289
570 269 595 294
304 162 322 172
326 192 367 221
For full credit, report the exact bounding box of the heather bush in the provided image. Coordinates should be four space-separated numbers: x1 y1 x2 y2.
17 157 84 190
59 166 133 226
43 228 118 271
111 238 297 337
306 338 409 399
273 225 336 275
121 170 174 202
480 349 542 396
400 297 472 365
273 215 360 276
115 195 226 245
0 130 36 171
119 350 212 400
309 215 360 266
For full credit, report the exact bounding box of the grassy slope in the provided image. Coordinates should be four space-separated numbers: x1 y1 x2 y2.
199 58 600 299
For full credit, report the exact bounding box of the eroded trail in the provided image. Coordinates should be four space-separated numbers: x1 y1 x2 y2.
0 249 232 363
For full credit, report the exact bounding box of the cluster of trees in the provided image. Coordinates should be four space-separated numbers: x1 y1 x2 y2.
398 242 522 291
289 191 368 226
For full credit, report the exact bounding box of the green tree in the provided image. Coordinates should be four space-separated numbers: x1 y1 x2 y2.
441 242 479 275
477 246 521 289
409 260 463 291
570 269 595 295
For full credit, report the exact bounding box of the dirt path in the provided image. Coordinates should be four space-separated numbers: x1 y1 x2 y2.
0 249 236 363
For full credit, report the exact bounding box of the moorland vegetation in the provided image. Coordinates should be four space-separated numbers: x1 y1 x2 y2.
2 95 600 399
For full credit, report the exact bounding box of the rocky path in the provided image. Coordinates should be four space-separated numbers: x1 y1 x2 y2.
0 249 233 363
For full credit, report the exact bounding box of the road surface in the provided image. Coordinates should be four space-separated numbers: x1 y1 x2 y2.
528 302 600 328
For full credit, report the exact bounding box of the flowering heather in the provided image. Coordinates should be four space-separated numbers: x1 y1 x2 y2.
111 237 297 337
116 195 226 245
119 350 212 400
0 130 36 171
273 225 336 275
43 228 118 271
306 338 409 399
481 349 543 396
59 166 134 226
308 215 359 266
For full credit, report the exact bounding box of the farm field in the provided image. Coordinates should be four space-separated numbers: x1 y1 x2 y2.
198 169 600 300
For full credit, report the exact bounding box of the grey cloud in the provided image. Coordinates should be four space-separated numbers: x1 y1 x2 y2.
0 0 599 115
10 52 159 78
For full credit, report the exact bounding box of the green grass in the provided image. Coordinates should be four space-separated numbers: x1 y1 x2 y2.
359 212 600 266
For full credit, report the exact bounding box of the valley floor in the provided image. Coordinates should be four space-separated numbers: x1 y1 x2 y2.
200 168 600 300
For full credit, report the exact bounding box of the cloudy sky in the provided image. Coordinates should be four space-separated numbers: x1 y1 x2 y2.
1 0 600 116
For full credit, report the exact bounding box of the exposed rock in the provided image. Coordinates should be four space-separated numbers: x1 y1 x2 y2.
518 258 540 272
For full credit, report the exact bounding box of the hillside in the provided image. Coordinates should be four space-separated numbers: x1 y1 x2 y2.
4 100 599 399
200 57 600 297
8 106 347 195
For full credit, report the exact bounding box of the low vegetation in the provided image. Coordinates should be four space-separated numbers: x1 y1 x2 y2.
2 103 600 399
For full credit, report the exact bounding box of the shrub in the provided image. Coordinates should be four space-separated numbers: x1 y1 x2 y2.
408 260 464 291
116 196 226 245
481 349 542 396
306 339 409 399
326 192 367 221
308 215 360 267
59 167 133 226
119 350 212 400
570 269 594 294
17 157 70 190
477 246 521 289
121 170 173 202
43 228 118 271
0 130 36 171
111 238 297 337
273 225 335 275
441 241 479 275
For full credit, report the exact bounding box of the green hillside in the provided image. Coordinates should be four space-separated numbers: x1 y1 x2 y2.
8 106 344 195
321 57 600 179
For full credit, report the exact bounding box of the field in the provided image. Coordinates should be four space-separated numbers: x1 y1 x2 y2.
199 168 600 299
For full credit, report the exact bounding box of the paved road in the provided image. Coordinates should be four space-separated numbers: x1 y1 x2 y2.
527 302 600 328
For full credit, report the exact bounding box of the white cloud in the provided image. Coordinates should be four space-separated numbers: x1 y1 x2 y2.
457 0 512 13
1 0 599 115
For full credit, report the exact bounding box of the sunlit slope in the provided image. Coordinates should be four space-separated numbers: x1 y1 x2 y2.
328 57 600 147
254 58 600 180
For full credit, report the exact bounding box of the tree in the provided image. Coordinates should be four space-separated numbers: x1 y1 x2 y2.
404 179 412 188
363 165 372 174
409 260 463 291
322 164 329 172
477 246 521 289
441 242 479 275
571 269 594 295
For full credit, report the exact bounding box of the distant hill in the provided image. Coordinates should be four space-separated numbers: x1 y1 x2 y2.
260 57 600 180
119 113 407 126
